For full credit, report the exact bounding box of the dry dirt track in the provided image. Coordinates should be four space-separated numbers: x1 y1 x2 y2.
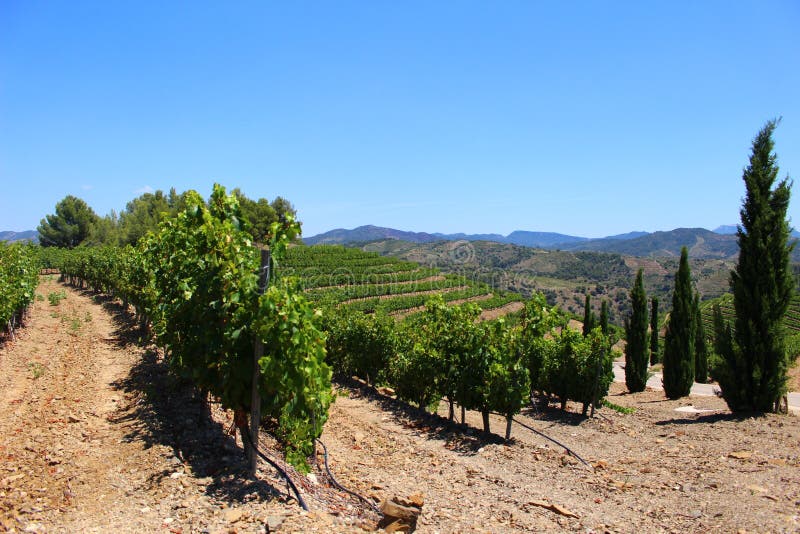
2 277 800 533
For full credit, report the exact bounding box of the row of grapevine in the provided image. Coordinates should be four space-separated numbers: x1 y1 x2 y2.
285 245 419 270
305 275 466 302
323 293 616 439
49 185 332 470
342 288 519 315
282 244 524 318
293 266 438 289
0 242 39 336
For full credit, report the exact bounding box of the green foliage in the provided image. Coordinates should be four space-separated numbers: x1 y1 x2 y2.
323 308 396 384
624 269 649 392
582 294 596 336
411 296 482 413
144 187 261 410
663 247 695 399
255 279 332 469
600 299 609 335
47 290 66 306
650 297 660 365
232 189 299 244
485 322 530 416
539 327 614 414
118 191 173 245
601 399 635 414
0 242 39 329
694 293 709 383
519 293 561 391
49 185 331 470
28 362 45 379
716 120 794 413
38 195 99 248
388 330 442 410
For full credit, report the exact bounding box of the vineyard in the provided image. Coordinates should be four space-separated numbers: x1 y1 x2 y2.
3 188 800 531
700 293 800 339
0 241 39 339
282 245 523 317
14 186 620 456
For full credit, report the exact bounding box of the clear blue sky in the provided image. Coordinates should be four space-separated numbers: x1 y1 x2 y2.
1 1 798 238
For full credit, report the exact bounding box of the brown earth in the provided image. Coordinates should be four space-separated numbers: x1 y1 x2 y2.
478 301 524 321
2 278 800 533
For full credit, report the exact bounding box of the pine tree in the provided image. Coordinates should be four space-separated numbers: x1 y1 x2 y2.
624 269 649 392
582 294 596 336
599 300 609 335
693 293 709 383
716 120 794 412
649 297 660 365
663 247 695 399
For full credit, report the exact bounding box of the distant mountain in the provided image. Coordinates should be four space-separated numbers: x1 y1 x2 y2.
304 226 593 247
714 224 800 239
713 225 738 235
304 225 800 259
504 231 588 248
432 232 508 242
303 225 441 245
604 231 649 241
559 228 739 258
0 230 38 243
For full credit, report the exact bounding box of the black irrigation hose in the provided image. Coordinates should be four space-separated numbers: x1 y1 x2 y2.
240 427 309 511
503 414 593 470
316 438 381 515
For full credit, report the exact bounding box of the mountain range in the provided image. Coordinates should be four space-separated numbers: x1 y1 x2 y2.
4 225 800 260
0 230 39 243
305 225 800 259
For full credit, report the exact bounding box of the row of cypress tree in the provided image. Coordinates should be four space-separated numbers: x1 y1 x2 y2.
621 253 709 399
621 120 793 413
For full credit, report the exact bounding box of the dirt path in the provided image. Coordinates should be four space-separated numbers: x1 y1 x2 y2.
2 278 800 533
0 278 312 533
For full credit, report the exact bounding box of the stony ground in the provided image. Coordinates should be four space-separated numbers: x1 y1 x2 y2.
1 277 800 533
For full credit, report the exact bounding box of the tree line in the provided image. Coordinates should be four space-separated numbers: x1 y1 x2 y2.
37 187 297 249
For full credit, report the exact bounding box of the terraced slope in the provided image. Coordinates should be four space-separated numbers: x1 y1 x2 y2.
699 293 800 337
283 245 523 317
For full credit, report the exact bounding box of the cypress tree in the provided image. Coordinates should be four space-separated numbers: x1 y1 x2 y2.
663 247 695 399
693 293 709 383
583 294 596 336
649 297 660 365
624 269 649 392
712 303 732 361
716 120 794 412
599 300 609 335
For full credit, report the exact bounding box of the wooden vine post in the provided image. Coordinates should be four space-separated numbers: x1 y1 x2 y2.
249 246 271 477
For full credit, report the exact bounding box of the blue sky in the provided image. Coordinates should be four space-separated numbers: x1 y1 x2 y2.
1 1 798 238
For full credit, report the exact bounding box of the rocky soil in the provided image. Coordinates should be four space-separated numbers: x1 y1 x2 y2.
1 277 799 533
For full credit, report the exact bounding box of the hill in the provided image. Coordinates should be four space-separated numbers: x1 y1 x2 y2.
303 225 440 245
305 225 793 260
304 226 649 249
283 244 524 319
0 230 38 243
558 228 740 258
362 239 736 326
304 225 591 248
